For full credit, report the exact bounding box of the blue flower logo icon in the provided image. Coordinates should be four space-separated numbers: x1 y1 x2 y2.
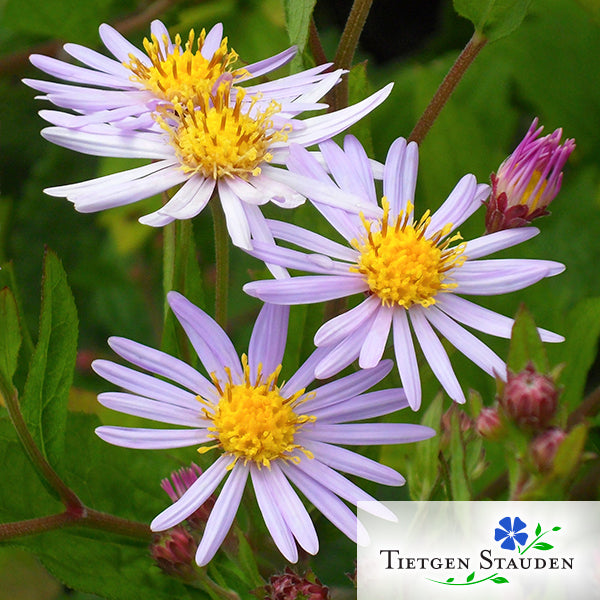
494 517 528 550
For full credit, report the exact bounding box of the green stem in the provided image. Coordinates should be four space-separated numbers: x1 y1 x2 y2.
409 31 488 145
0 509 151 542
518 530 550 555
210 198 229 330
1 381 82 509
427 572 499 586
330 0 374 111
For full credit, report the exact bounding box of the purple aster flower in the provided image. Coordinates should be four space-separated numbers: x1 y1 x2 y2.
36 74 389 250
94 292 434 566
243 135 565 409
24 20 317 129
485 118 575 233
494 516 528 550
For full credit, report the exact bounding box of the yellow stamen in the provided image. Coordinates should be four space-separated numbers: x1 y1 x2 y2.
126 29 247 103
156 82 291 179
520 170 547 212
198 355 314 469
351 199 467 308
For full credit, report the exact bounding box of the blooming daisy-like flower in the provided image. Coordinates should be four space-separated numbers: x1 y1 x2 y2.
38 75 390 250
485 118 575 233
243 136 565 409
94 292 434 565
24 20 315 129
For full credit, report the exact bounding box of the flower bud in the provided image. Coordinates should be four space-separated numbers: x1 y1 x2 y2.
161 463 215 528
151 526 196 580
440 404 473 448
530 428 567 472
485 118 575 233
501 363 558 430
476 406 503 440
264 567 330 600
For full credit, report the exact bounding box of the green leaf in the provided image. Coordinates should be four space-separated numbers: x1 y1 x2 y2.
283 0 317 72
535 523 542 536
552 526 561 531
20 250 78 469
453 0 533 41
533 542 553 550
446 577 455 582
507 305 548 373
492 576 509 583
557 297 600 412
0 288 21 387
466 571 475 582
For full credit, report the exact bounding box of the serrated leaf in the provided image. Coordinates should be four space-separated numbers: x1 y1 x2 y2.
492 576 509 583
21 250 78 470
284 0 317 72
0 288 21 388
453 0 533 41
507 305 548 373
533 542 553 550
535 522 542 536
466 571 475 582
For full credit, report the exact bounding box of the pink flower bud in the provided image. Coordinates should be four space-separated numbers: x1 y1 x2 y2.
161 464 215 528
501 364 558 430
264 567 330 600
530 428 567 472
476 406 503 440
151 526 196 580
485 118 575 233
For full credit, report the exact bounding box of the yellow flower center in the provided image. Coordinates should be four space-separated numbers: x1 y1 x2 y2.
198 356 314 468
352 200 467 308
157 83 290 179
127 29 245 103
519 170 547 212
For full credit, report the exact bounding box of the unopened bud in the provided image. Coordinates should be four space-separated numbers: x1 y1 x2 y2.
476 406 503 440
501 364 558 430
151 526 196 580
530 428 567 472
440 404 473 448
264 567 330 600
485 118 575 233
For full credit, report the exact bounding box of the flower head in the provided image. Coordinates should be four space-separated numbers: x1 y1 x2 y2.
264 567 330 600
485 118 575 233
243 135 565 409
93 292 433 565
530 428 567 472
24 20 299 129
37 65 390 250
494 516 528 550
501 363 559 430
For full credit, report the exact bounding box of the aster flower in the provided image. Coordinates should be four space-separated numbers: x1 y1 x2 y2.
243 135 565 409
37 76 390 250
485 118 575 233
94 292 433 565
24 20 316 129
